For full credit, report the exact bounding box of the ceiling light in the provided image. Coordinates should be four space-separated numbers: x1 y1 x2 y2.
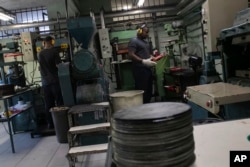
123 5 132 10
0 13 14 21
137 0 145 7
0 7 15 21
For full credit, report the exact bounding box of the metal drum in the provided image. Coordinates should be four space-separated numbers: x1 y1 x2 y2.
112 102 195 167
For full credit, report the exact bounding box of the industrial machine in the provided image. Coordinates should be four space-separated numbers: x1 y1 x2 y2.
0 41 37 134
199 53 221 84
20 32 37 62
0 42 26 87
57 16 109 146
36 37 70 62
185 8 250 120
163 24 203 101
58 17 109 106
109 30 137 90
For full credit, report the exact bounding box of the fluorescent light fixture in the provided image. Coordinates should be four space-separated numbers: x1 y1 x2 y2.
0 7 15 21
137 0 145 7
0 12 14 21
123 5 132 10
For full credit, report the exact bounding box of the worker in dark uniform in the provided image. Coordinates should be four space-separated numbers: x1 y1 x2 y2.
38 36 63 129
128 24 156 103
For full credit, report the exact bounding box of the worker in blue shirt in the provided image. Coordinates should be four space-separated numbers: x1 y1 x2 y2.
128 24 156 103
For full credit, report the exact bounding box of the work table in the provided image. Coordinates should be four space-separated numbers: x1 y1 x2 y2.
191 118 250 167
0 88 34 153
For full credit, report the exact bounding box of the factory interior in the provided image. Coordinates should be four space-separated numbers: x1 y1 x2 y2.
1 0 250 166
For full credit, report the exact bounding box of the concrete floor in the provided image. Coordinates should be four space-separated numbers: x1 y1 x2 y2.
0 122 107 167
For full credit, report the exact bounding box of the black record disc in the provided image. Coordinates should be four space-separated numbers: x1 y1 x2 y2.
113 102 191 121
111 102 195 167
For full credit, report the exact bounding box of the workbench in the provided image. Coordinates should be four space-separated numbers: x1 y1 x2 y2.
0 89 34 153
191 118 250 167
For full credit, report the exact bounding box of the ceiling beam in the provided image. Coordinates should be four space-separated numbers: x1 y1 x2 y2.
87 5 178 18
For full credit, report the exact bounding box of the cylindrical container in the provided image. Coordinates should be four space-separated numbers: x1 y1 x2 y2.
109 90 144 113
112 102 195 167
50 106 70 143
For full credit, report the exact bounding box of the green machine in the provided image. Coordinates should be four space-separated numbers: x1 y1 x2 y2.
58 17 109 146
58 17 109 106
109 30 137 90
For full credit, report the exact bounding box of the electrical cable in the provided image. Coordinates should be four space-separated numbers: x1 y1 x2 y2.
29 60 38 84
1 122 10 134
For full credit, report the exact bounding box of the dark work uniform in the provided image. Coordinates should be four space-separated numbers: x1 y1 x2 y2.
128 37 153 103
38 47 63 128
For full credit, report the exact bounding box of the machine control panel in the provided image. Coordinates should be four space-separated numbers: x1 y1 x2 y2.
98 28 112 59
21 32 37 61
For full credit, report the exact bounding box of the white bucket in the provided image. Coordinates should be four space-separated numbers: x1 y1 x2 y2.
109 90 144 113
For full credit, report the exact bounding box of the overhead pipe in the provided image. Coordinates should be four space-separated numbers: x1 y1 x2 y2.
176 0 194 9
90 9 96 22
103 6 177 18
0 5 178 31
177 0 206 16
101 16 179 29
0 19 67 31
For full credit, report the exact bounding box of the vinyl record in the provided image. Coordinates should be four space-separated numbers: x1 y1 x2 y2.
112 102 195 167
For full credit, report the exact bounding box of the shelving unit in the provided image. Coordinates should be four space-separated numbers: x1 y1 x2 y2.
0 89 35 153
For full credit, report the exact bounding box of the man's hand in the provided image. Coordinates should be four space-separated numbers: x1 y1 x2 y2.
142 58 157 67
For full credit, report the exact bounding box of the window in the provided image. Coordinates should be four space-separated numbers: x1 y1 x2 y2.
0 7 49 38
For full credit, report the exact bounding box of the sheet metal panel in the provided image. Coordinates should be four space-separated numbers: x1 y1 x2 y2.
186 82 250 114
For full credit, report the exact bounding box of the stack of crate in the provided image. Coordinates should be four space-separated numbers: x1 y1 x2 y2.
66 102 111 167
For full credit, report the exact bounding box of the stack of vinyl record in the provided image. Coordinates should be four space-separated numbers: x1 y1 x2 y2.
112 102 195 167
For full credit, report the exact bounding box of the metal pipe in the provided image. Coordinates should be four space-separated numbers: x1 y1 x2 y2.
176 0 194 9
0 19 67 31
90 10 96 22
65 0 69 19
103 6 177 18
100 8 105 29
0 5 178 31
57 12 62 38
183 11 202 26
101 16 178 29
177 0 206 16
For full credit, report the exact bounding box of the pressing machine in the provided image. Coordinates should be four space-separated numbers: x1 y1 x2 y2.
58 16 110 146
58 16 109 106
